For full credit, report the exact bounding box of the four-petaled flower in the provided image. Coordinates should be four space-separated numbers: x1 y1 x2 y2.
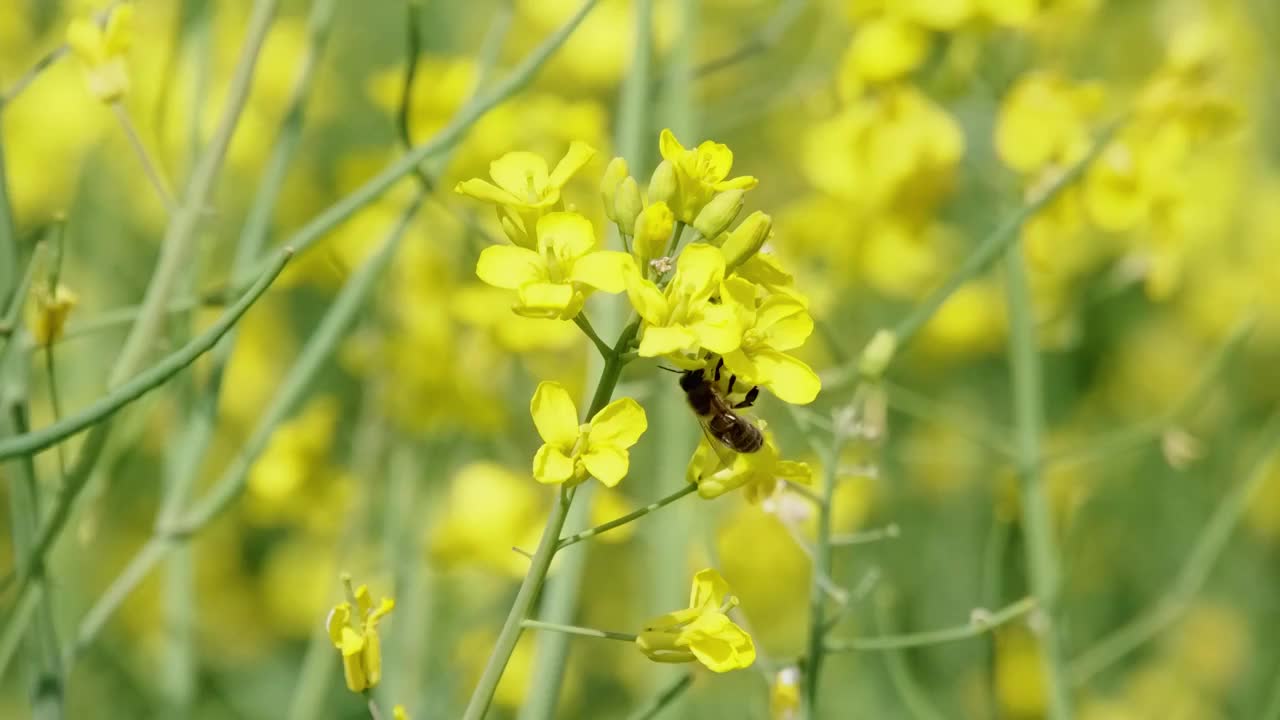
326 581 395 693
626 244 742 362
455 142 596 247
687 424 813 502
719 278 822 404
530 381 647 487
476 212 632 320
657 129 758 223
67 5 134 103
636 569 756 672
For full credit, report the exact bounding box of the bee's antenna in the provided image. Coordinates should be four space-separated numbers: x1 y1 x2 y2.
656 365 683 374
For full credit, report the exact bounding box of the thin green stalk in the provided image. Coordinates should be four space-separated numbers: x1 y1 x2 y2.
574 313 612 359
625 672 694 720
1067 409 1280 686
0 242 45 357
826 597 1036 652
521 619 638 643
67 196 424 660
1004 242 1072 719
0 249 293 461
111 102 176 212
830 523 900 547
216 0 601 299
555 483 697 551
0 132 17 304
3 360 64 719
461 320 639 720
883 380 1016 458
875 594 946 720
689 0 806 81
801 427 847 718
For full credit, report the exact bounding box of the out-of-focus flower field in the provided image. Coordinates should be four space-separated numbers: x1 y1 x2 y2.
3 0 1280 718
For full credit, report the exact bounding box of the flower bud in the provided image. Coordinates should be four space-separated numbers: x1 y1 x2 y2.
614 177 643 236
31 284 79 347
858 329 898 380
721 211 772 271
648 160 678 208
633 202 675 273
600 157 629 222
692 189 745 240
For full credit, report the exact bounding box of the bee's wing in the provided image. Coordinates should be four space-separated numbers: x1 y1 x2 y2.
695 414 739 472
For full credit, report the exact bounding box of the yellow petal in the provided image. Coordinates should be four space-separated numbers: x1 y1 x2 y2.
341 651 368 692
103 5 135 55
625 273 671 326
489 151 551 197
658 128 687 163
355 584 372 615
670 244 725 306
516 282 581 318
455 178 521 206
530 381 580 448
66 19 105 64
581 446 629 487
569 251 632 293
548 141 597 188
533 443 576 484
753 349 821 405
689 568 732 610
637 325 698 357
475 245 545 290
754 296 813 351
690 303 743 355
326 603 351 647
693 140 735 182
685 614 756 672
365 628 383 687
340 627 366 656
369 597 395 624
537 211 597 263
846 16 930 84
587 397 648 449
713 175 759 192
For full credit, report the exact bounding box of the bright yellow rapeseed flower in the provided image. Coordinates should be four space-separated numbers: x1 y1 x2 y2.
656 129 758 223
687 424 812 502
455 142 596 248
719 278 821 405
66 5 134 103
635 569 756 672
530 381 647 487
475 211 632 320
326 581 395 693
625 244 742 362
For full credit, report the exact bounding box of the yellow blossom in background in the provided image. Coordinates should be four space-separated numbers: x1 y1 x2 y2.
626 244 742 362
66 4 133 103
430 463 544 576
326 580 395 693
688 424 812 502
771 667 802 720
655 129 758 223
635 569 756 672
530 381 647 487
29 284 79 347
392 705 409 720
475 211 633 320
456 142 596 247
996 72 1104 175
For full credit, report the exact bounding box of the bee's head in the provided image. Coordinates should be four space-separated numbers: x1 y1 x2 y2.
678 368 703 392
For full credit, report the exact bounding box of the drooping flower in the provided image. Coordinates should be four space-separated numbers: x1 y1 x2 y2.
719 278 821 405
475 211 632 320
67 5 134 103
326 579 395 693
530 381 647 487
625 244 742 363
635 569 756 672
455 142 596 247
29 284 79 347
687 424 813 502
656 129 758 223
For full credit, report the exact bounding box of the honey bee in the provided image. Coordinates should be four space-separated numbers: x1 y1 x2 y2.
679 357 764 454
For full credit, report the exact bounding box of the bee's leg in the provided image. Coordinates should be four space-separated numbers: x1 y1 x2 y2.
733 386 760 409
726 374 737 394
713 356 724 382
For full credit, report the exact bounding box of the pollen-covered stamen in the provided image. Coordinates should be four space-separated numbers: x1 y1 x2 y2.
524 171 542 203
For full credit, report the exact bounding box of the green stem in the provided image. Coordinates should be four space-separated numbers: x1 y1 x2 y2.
625 672 694 720
461 320 638 720
1004 242 1072 719
801 428 846 718
0 249 293 461
875 593 946 720
573 313 612 359
556 483 697 550
0 130 17 305
826 597 1036 651
829 524 900 547
111 101 176 212
521 619 637 643
1066 409 1280 687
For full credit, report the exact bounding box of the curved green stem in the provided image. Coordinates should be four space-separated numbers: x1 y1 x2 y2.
521 619 637 643
556 483 697 551
826 597 1036 652
574 313 612 360
625 672 694 720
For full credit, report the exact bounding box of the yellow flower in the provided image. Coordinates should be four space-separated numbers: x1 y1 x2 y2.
841 15 931 86
770 667 802 720
625 244 743 362
326 580 395 693
475 211 632 320
530 381 647 487
29 284 79 348
995 72 1103 174
635 569 756 672
656 129 758 223
687 424 812 502
719 278 821 405
392 705 409 720
455 142 596 248
67 5 134 103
